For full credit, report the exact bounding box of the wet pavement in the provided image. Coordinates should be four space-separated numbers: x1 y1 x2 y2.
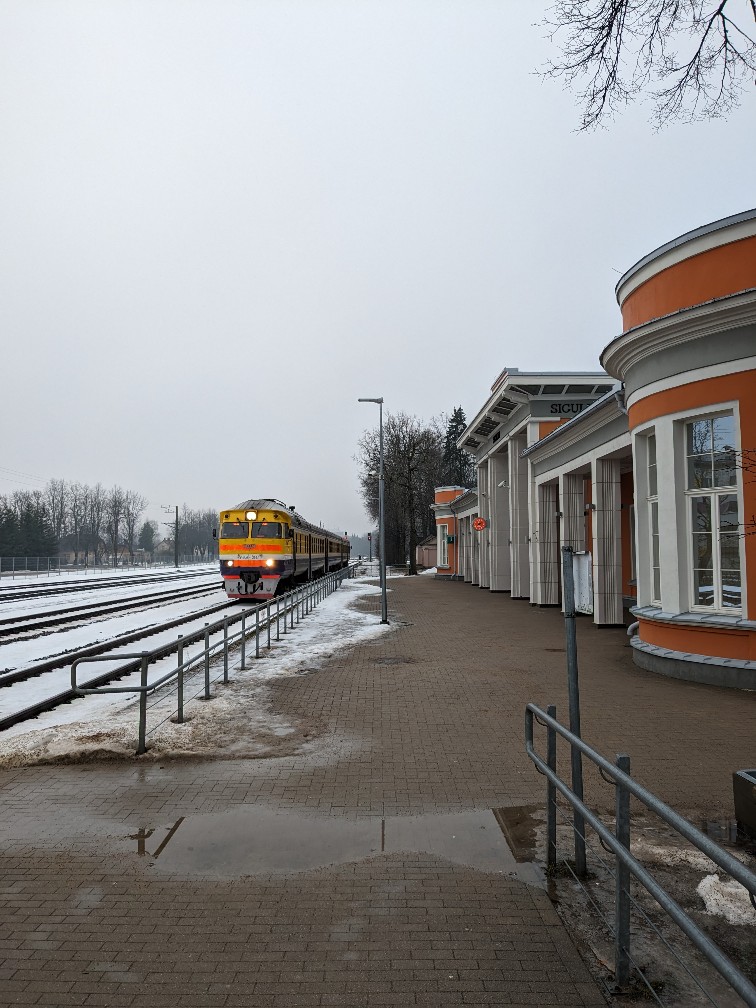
1 574 753 1007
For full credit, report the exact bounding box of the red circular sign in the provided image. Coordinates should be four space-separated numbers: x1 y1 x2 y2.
472 517 487 531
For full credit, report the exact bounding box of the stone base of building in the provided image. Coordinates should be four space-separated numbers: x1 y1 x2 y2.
631 637 756 690
434 573 464 581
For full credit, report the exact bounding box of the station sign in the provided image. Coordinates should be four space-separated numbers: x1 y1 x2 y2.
529 398 598 419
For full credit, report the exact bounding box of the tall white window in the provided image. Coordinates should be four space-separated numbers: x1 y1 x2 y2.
686 414 740 611
647 433 660 604
437 524 448 567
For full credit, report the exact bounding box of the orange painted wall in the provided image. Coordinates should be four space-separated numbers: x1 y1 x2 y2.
621 234 756 331
620 472 636 598
435 488 466 505
639 617 756 662
539 420 566 440
436 515 458 574
629 369 756 621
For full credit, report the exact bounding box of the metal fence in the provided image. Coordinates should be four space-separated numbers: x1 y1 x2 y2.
72 566 354 754
0 555 218 577
526 703 756 1006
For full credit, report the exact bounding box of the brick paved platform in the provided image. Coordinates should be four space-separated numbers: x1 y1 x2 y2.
1 575 752 1007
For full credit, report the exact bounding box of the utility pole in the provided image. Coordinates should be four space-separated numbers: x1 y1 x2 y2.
162 506 180 569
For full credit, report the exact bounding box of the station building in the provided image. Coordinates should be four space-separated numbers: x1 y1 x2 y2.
438 208 756 690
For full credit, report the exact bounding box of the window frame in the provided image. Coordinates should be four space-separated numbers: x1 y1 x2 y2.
683 411 742 614
645 432 661 606
437 524 449 568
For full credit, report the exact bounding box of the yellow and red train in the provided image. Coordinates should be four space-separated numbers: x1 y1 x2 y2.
216 498 350 600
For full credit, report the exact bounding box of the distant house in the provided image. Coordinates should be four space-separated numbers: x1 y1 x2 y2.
57 533 106 566
415 535 437 569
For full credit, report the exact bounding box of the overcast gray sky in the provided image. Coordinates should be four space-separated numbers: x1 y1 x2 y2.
1 1 754 536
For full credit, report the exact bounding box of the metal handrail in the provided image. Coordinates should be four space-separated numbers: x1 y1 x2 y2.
526 703 756 1006
72 565 355 754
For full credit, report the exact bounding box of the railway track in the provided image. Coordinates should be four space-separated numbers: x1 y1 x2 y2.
0 582 222 641
0 568 218 603
0 566 356 733
0 597 241 730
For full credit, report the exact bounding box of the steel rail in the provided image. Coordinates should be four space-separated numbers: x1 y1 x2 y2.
0 582 220 638
0 598 235 694
73 566 354 752
0 597 240 730
3 564 358 732
0 568 218 603
526 704 756 1007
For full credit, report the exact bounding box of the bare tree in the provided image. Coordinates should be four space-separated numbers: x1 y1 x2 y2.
45 478 69 546
357 412 443 574
543 0 756 127
104 485 126 566
85 484 107 565
122 490 148 562
68 483 88 564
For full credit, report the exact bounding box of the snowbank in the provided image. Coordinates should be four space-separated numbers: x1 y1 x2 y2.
0 577 391 766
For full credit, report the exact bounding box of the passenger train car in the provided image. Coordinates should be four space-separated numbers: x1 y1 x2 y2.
216 498 350 600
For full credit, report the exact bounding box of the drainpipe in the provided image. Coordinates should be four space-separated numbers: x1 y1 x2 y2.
627 621 639 637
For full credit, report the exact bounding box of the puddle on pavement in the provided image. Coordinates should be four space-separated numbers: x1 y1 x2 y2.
702 818 756 854
492 805 540 862
135 807 544 885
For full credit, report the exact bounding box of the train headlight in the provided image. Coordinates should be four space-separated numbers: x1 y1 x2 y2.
265 558 275 567
245 510 257 520
226 560 234 567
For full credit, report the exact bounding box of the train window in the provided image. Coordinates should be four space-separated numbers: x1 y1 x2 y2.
221 521 248 538
251 521 282 538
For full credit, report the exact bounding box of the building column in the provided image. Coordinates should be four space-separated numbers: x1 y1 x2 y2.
560 473 586 551
591 457 624 625
489 452 511 591
509 435 530 598
534 482 560 605
477 461 490 588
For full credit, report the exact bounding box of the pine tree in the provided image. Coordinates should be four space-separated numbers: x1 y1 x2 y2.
441 407 474 488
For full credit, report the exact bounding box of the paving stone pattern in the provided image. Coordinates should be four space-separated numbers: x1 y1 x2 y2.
1 576 752 1007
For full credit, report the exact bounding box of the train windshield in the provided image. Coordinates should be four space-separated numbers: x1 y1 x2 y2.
220 521 249 539
251 521 282 538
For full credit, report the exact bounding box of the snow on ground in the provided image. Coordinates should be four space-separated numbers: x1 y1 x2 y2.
0 562 217 590
0 571 221 622
0 576 392 766
632 835 756 928
0 590 227 676
697 874 756 925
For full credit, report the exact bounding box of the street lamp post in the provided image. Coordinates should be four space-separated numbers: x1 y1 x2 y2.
358 397 388 624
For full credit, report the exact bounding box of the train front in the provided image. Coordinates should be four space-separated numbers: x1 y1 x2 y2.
217 504 292 600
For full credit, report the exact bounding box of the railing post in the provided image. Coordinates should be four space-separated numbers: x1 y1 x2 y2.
240 611 247 669
177 635 184 723
223 617 229 683
547 703 557 871
276 598 281 640
267 601 271 648
283 594 288 635
614 754 632 992
137 654 149 754
255 606 260 658
203 624 211 699
562 546 586 876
